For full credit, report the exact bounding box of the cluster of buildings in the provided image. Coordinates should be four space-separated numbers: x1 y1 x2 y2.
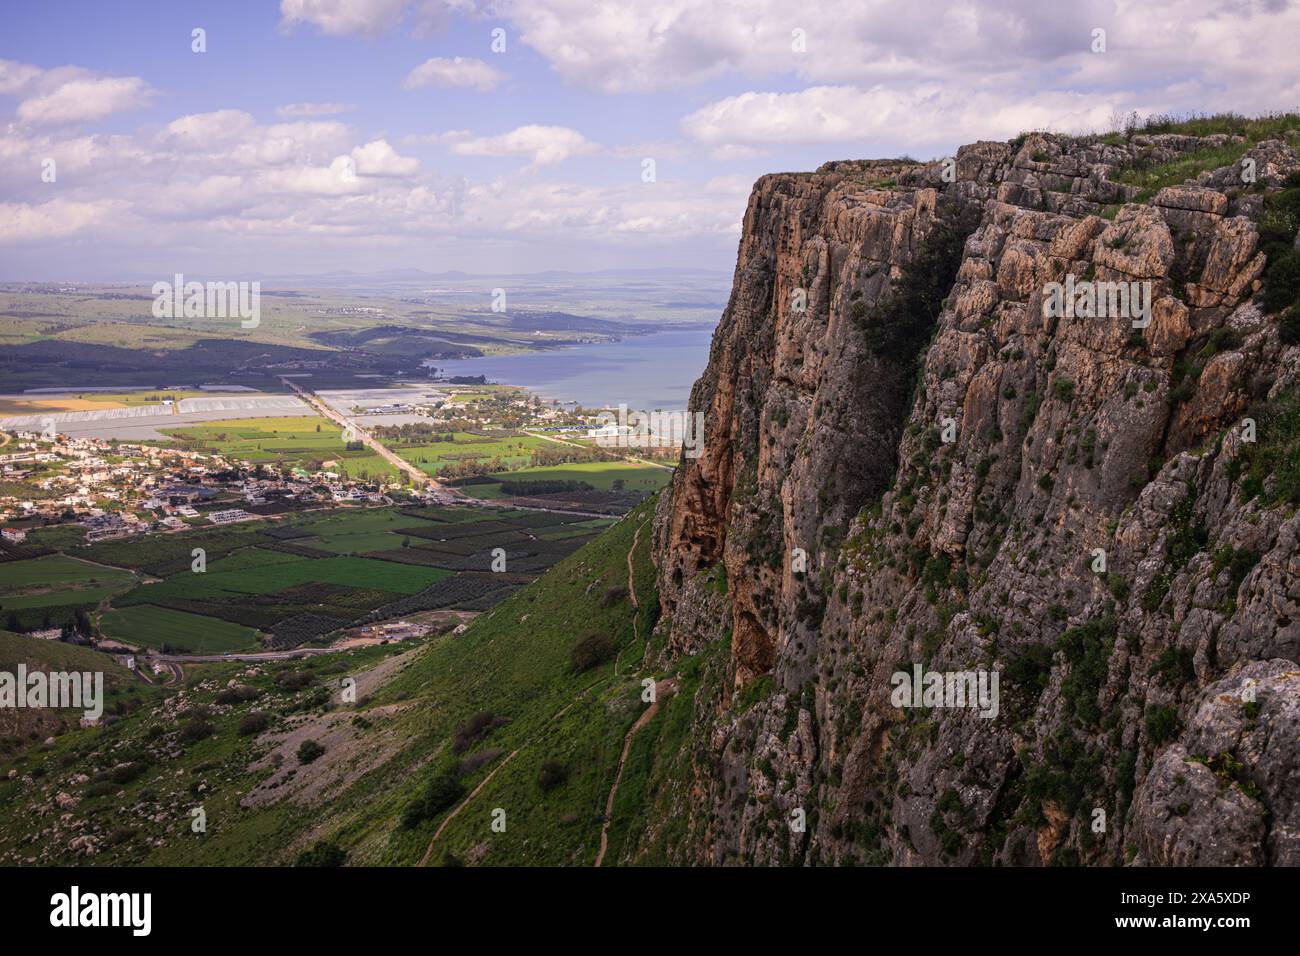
0 430 414 546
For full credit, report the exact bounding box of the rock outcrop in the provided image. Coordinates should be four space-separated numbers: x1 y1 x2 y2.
638 129 1300 866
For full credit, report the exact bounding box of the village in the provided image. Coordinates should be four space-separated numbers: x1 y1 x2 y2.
0 431 406 548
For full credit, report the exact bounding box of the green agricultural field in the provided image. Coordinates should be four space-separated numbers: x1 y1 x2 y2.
332 454 400 481
0 554 136 591
123 555 449 604
77 388 217 406
159 416 362 470
468 461 671 497
99 604 261 653
9 524 86 552
51 323 219 351
392 432 552 475
0 555 138 630
201 547 306 573
1 586 122 610
71 525 266 576
289 508 440 554
534 521 615 540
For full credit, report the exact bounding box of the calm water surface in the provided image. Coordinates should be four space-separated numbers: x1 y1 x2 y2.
427 326 716 410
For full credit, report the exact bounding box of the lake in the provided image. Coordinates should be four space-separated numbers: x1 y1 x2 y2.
426 325 717 410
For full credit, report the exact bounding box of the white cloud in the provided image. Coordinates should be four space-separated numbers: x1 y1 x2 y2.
0 198 124 242
269 0 1300 119
680 84 1130 153
8 63 155 126
278 0 414 35
276 101 355 117
426 125 598 166
404 57 504 92
0 59 41 95
350 139 420 177
259 155 361 196
154 112 356 170
160 110 259 148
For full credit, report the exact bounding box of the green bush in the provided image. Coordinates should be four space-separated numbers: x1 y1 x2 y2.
1056 618 1116 727
1262 249 1300 314
859 218 973 366
109 761 149 785
238 711 270 736
1280 304 1300 345
537 760 568 793
179 718 214 743
569 631 616 673
297 739 326 765
295 840 347 867
1144 705 1180 746
452 710 508 754
401 769 464 829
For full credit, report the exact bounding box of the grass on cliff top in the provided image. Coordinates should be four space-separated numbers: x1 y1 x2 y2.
1121 111 1300 141
1088 112 1300 202
1066 111 1300 201
1112 141 1254 202
0 628 135 683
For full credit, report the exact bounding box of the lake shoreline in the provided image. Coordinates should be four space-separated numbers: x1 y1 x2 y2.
424 324 717 411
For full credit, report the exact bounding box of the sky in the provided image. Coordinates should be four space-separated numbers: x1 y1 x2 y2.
1 0 1298 280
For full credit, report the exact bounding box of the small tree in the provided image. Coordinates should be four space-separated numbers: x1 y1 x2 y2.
569 631 615 673
295 840 346 867
537 761 567 793
238 711 270 736
298 739 326 765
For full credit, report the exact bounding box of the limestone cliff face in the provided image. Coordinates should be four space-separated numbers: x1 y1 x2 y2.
642 130 1300 866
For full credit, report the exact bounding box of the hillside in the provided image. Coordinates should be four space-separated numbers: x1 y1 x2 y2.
0 630 139 745
0 499 666 865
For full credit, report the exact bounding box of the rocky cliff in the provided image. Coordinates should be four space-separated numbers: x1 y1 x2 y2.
637 123 1300 866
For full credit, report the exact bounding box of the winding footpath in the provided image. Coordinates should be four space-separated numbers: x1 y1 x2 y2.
594 522 672 867
419 520 662 867
416 691 594 866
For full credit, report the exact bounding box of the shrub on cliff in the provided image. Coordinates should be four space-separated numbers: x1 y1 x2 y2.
1280 304 1300 345
452 710 509 754
858 220 971 366
1262 249 1300 314
238 711 270 736
537 760 568 793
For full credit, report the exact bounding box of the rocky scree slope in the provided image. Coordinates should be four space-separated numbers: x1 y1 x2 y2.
641 128 1300 866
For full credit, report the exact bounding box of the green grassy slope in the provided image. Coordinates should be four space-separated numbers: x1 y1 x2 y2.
0 629 135 681
0 629 147 762
319 492 666 866
0 494 696 867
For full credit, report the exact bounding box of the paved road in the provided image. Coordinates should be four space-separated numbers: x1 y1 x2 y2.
282 379 639 520
280 377 448 492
